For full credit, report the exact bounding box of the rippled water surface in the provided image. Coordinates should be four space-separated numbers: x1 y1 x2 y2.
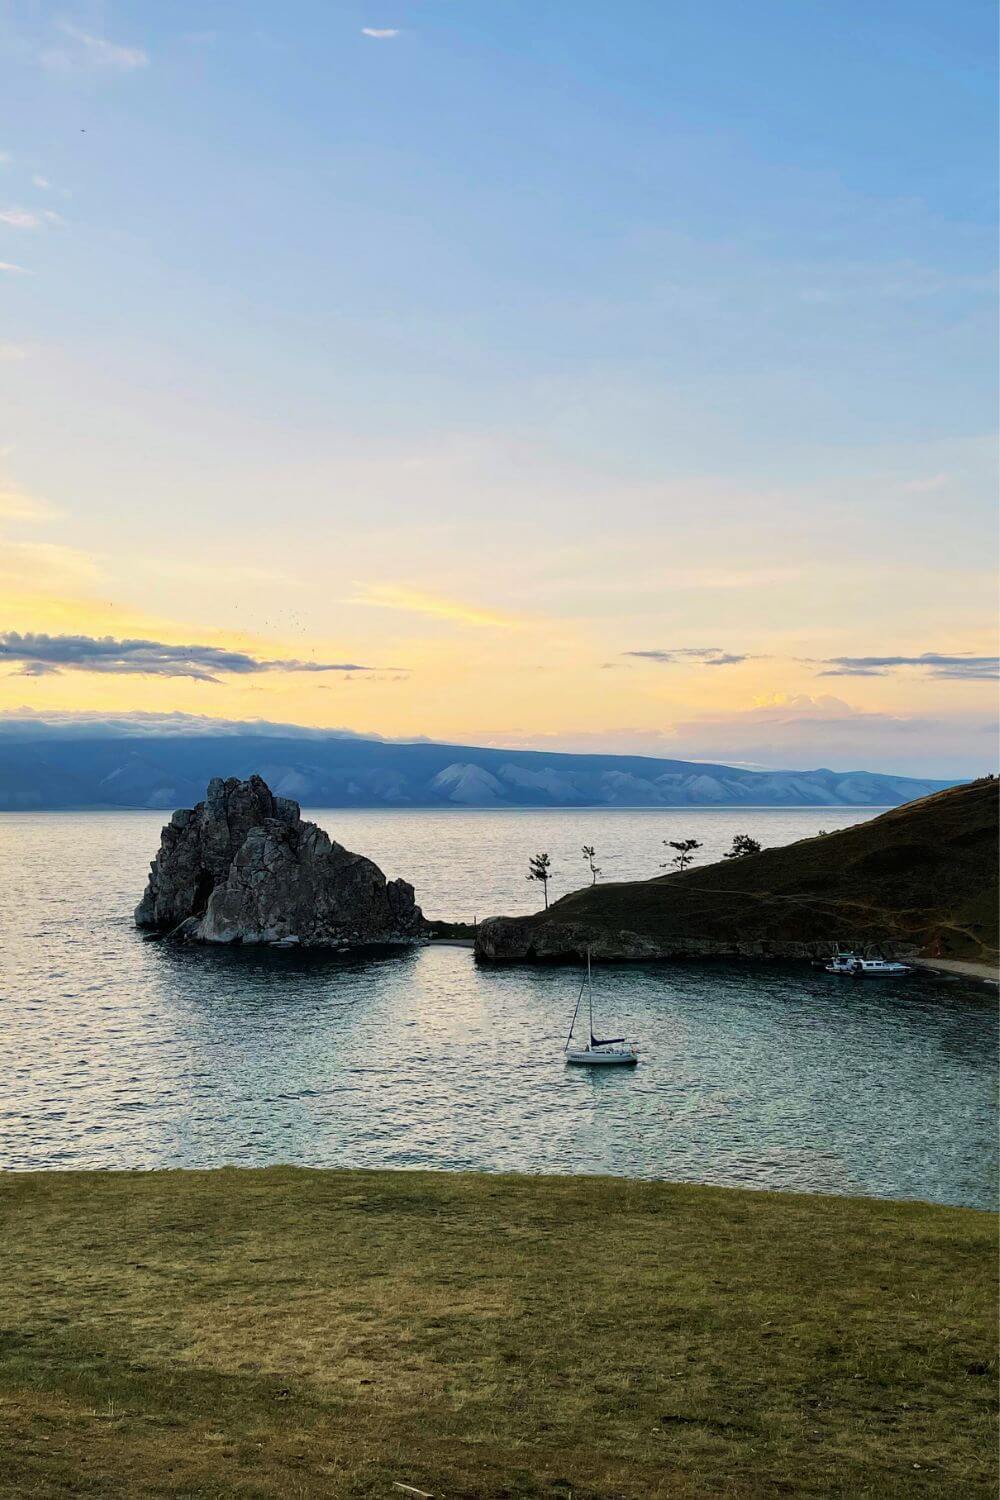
2 808 996 1206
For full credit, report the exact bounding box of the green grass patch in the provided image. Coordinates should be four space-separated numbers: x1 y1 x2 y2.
0 1168 995 1497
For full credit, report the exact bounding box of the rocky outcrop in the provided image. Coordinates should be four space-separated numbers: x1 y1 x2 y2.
475 917 917 965
475 780 999 967
135 775 422 947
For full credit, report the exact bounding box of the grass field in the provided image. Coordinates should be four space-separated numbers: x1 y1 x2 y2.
0 1169 995 1498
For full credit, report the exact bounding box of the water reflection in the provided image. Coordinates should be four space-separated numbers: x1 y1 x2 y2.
1 811 996 1207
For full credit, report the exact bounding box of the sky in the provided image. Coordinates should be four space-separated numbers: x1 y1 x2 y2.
0 0 996 777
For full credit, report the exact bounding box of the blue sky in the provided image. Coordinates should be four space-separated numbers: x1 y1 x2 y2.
0 1 996 775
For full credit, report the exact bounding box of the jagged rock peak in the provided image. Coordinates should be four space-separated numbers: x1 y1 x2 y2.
134 775 422 948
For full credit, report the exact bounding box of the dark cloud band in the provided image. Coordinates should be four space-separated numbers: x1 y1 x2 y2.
625 648 750 666
816 653 999 680
625 646 997 682
0 631 369 682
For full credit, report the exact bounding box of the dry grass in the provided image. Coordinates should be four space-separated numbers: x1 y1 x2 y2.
0 1168 995 1498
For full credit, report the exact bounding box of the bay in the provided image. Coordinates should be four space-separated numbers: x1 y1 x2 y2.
1 806 995 1207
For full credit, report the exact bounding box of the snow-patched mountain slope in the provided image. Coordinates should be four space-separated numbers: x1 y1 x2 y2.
0 734 957 809
428 763 506 805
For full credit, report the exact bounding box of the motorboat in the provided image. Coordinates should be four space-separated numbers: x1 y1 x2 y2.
565 949 639 1066
824 952 911 976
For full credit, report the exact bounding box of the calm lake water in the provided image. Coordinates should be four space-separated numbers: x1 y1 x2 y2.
2 807 996 1207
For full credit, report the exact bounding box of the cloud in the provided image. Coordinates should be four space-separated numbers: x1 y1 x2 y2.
41 23 149 72
361 28 400 38
0 488 61 522
0 208 40 229
816 653 999 681
350 583 519 628
627 647 997 682
0 709 402 740
655 694 995 779
0 540 100 594
0 344 27 360
625 647 750 667
0 261 29 274
0 632 372 683
13 660 60 677
32 175 50 190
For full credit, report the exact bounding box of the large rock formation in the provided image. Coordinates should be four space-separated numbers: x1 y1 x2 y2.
135 775 422 947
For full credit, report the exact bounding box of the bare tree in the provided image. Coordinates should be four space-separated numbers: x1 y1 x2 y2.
724 833 762 859
582 844 601 884
527 852 552 908
661 837 702 872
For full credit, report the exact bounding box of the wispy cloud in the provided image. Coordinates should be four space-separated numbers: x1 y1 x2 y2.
0 208 40 229
350 583 519 628
625 647 750 667
0 709 404 740
816 652 999 681
0 632 371 683
41 22 149 73
0 261 30 274
32 175 50 190
0 488 61 522
361 27 400 38
0 344 27 361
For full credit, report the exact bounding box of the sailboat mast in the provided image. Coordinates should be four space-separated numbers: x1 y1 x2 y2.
587 946 594 1041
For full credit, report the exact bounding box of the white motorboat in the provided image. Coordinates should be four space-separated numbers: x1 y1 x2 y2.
824 952 911 976
564 949 639 1066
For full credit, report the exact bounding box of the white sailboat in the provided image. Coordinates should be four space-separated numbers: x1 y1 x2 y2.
564 949 639 1066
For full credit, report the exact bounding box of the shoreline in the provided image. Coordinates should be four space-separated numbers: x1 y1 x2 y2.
427 935 1000 979
909 956 999 985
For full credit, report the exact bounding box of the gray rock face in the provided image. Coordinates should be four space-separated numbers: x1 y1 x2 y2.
474 917 916 965
135 775 422 947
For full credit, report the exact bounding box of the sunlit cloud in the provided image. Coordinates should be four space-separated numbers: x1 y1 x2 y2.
41 22 149 73
0 542 100 587
0 261 30 274
0 208 40 229
0 488 62 522
350 583 520 629
361 28 400 38
0 632 372 683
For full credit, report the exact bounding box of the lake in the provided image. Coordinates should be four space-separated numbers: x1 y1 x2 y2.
2 806 996 1207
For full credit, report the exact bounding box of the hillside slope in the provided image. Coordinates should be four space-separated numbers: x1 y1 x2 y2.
476 778 999 965
0 733 955 810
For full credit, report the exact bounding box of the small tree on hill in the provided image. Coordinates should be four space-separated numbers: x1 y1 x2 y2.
724 833 762 860
527 852 552 908
582 844 601 884
662 838 701 872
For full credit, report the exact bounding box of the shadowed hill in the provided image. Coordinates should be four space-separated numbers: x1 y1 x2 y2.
476 778 999 965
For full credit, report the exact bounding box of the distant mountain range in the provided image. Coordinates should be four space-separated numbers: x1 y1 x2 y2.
0 732 958 811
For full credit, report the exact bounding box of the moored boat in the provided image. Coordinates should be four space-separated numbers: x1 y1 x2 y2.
824 951 911 976
565 950 639 1066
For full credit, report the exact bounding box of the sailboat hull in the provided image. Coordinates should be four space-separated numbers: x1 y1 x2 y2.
565 1047 639 1066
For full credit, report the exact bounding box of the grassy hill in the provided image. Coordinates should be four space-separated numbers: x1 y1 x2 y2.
476 778 999 965
0 1168 995 1498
